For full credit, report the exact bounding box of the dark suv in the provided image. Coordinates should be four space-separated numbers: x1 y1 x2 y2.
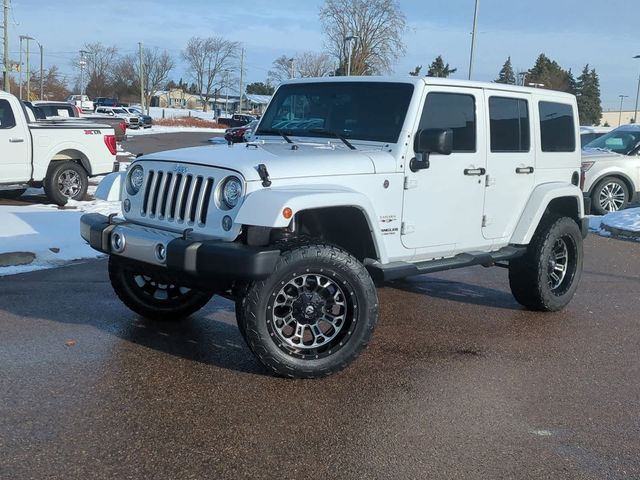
94 97 119 110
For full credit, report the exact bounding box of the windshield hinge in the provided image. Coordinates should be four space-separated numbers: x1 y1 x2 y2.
404 177 418 190
401 222 415 235
485 175 495 187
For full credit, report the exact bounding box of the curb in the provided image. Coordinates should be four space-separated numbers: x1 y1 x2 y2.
0 251 36 267
601 223 640 240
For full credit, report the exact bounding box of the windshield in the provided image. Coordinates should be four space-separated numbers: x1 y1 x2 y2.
256 81 414 144
584 129 640 155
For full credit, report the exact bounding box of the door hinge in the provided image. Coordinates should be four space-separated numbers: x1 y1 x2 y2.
485 175 496 187
404 177 418 190
482 215 491 227
401 222 415 235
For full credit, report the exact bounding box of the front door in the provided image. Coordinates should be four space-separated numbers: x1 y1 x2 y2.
482 93 535 240
0 99 30 183
401 88 489 259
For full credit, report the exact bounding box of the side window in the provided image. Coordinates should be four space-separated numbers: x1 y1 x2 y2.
0 99 17 129
419 92 476 152
489 97 530 152
539 101 576 152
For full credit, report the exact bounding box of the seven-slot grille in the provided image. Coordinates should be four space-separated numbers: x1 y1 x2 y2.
141 169 214 226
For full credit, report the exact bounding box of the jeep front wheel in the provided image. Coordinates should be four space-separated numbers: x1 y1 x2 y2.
508 215 583 312
108 256 214 321
237 244 379 378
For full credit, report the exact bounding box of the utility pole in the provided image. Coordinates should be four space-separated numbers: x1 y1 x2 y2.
633 55 640 123
238 47 244 114
344 35 358 76
18 36 22 98
139 42 145 114
224 68 229 116
468 0 480 80
19 35 34 100
39 43 43 100
25 37 30 100
79 50 88 110
288 57 295 79
2 0 9 92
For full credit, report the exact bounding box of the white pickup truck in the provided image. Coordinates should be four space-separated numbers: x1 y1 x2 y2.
0 91 118 205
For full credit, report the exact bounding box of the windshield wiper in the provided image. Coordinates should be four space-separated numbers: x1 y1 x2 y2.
255 128 293 144
308 128 356 150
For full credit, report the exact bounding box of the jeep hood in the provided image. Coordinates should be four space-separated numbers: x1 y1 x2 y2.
142 142 393 181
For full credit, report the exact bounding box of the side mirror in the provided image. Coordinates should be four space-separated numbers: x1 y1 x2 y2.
414 128 453 155
410 128 453 172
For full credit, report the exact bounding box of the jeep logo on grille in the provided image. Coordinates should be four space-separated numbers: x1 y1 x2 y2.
173 165 188 174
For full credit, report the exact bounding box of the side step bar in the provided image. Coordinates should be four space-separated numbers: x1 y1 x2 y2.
365 245 526 283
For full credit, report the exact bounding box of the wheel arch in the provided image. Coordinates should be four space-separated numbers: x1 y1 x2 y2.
236 187 388 263
50 149 91 175
588 173 635 198
510 183 584 245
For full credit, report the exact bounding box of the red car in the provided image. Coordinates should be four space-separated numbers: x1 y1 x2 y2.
224 120 258 143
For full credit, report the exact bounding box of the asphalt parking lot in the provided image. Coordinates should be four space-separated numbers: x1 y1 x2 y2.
1 234 639 479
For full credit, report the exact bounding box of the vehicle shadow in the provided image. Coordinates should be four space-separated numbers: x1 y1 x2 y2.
0 263 268 376
386 275 522 311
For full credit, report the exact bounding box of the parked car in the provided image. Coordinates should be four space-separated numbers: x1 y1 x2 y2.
84 77 587 379
0 92 117 204
124 107 152 128
218 113 256 128
32 101 80 119
580 126 612 148
95 106 141 129
66 94 94 113
582 124 640 214
224 119 258 143
93 97 119 109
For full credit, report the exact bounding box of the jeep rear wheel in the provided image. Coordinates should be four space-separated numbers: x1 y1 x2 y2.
237 244 378 378
508 215 583 312
108 256 214 321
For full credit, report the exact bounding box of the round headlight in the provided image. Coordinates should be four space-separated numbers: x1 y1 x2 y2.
221 176 243 208
128 165 144 195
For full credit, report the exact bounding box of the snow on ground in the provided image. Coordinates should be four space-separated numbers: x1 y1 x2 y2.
588 215 610 238
147 106 217 121
0 199 121 276
126 125 225 136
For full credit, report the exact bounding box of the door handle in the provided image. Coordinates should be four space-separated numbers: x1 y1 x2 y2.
9 138 24 143
464 167 486 176
515 166 534 174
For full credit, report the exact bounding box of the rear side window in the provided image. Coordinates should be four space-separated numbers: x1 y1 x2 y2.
489 97 530 152
420 92 476 152
539 101 576 152
0 100 16 129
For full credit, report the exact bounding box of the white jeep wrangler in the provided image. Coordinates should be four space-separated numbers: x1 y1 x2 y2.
81 77 588 378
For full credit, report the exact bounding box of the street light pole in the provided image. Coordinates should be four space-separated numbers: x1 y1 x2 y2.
2 0 9 93
19 35 33 100
468 0 480 80
618 95 629 127
79 49 89 111
344 35 358 76
38 42 43 100
18 36 22 99
633 55 640 123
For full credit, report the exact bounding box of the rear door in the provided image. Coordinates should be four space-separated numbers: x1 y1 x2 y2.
482 93 535 240
0 99 30 183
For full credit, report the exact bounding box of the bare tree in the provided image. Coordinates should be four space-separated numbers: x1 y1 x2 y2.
319 0 406 75
296 52 335 78
79 42 119 97
182 36 239 112
268 55 296 85
139 49 174 112
268 52 334 85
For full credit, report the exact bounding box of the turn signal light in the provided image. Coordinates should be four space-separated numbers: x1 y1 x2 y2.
283 207 293 219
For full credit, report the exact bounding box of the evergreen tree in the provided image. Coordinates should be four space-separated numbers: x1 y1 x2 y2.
566 69 577 95
576 65 602 126
246 82 275 95
427 55 457 78
409 65 422 77
527 53 571 91
495 57 516 84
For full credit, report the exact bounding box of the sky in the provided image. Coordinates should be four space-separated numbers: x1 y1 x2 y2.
4 0 639 110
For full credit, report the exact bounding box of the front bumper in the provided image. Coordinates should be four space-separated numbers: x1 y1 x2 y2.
80 213 280 281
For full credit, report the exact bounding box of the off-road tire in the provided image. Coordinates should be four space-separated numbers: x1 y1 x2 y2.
237 244 379 379
509 214 583 312
591 176 629 215
0 189 26 199
108 256 214 321
44 161 89 205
